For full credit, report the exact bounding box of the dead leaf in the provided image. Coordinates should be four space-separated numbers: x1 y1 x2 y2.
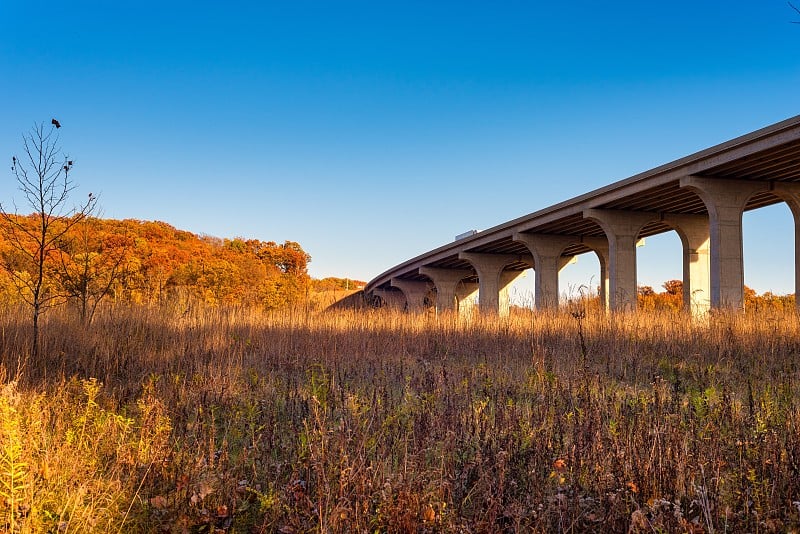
422 505 436 522
150 495 168 509
198 481 215 500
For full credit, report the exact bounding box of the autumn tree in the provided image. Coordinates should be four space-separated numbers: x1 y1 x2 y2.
55 216 132 324
0 204 315 312
637 280 683 310
1 121 96 357
638 285 655 297
258 240 311 308
637 285 656 310
662 279 683 296
312 277 366 292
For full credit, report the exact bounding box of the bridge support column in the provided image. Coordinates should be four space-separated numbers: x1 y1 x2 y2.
390 278 431 312
680 177 768 309
773 183 800 311
513 233 575 310
662 214 711 315
419 267 474 314
455 281 480 318
582 237 610 309
458 253 529 316
583 210 656 311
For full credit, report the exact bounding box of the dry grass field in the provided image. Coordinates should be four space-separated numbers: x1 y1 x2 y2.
0 302 799 532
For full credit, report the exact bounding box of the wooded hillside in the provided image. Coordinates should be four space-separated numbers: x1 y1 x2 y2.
0 215 314 312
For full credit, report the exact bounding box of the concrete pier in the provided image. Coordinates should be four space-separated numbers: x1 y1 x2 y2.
366 116 800 315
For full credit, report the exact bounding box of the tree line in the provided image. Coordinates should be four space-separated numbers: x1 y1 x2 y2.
0 215 313 319
1 120 363 358
637 280 795 312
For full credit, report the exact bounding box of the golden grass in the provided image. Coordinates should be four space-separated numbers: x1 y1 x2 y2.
0 303 799 532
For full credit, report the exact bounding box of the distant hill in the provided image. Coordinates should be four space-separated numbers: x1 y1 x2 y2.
308 277 366 310
0 215 317 309
311 277 365 292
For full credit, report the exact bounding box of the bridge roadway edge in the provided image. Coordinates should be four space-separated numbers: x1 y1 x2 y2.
365 115 800 309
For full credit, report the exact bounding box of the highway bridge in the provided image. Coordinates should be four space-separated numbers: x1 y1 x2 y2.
365 115 800 315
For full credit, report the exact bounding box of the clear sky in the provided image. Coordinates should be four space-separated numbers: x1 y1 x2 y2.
1 1 799 296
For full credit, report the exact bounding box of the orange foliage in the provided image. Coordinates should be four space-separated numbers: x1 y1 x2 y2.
638 279 796 312
0 215 311 309
638 280 683 311
744 286 796 312
311 277 366 292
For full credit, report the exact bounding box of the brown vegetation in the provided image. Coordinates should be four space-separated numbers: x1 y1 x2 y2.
1 303 799 532
307 278 366 311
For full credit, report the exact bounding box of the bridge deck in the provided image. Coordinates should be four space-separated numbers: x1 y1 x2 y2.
367 115 800 290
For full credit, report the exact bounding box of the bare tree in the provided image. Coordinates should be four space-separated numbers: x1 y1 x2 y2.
792 2 800 23
2 121 96 358
55 215 131 325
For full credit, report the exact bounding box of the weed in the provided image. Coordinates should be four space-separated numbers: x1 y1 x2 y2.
0 304 797 531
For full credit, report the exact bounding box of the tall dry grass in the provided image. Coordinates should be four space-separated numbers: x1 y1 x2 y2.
0 303 798 532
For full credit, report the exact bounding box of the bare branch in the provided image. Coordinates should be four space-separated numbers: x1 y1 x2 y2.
2 120 97 354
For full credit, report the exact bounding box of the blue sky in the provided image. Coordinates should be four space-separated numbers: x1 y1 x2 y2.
1 1 798 296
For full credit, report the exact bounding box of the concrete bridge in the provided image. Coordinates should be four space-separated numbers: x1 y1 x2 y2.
365 115 800 315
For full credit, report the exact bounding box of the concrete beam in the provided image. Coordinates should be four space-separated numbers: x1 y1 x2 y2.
458 253 531 315
680 177 769 309
364 118 800 299
390 278 431 312
419 267 474 314
583 209 657 311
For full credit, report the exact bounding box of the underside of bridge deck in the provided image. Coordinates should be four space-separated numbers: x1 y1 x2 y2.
367 117 800 313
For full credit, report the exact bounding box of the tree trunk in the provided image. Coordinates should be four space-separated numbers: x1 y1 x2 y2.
32 302 40 359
